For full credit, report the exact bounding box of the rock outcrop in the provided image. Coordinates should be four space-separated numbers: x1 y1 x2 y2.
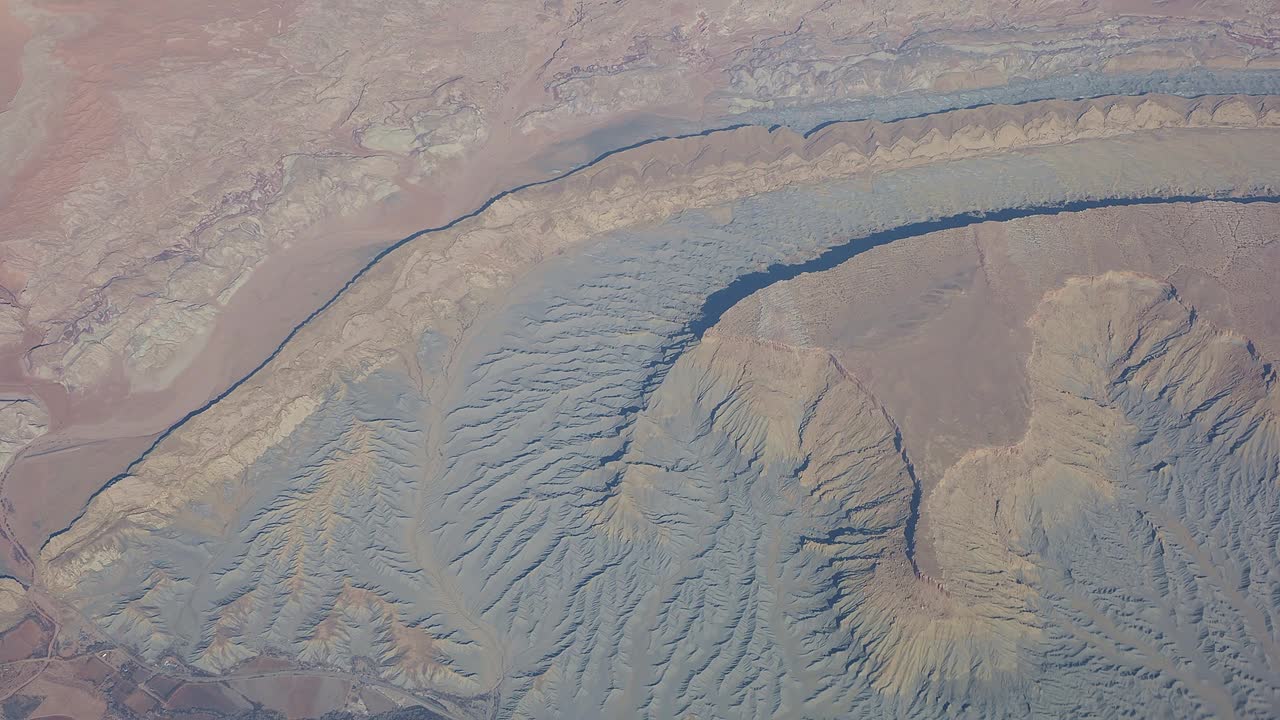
35 92 1280 717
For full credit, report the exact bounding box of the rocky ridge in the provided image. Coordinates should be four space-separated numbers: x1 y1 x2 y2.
30 92 1280 717
40 92 1280 590
5 0 1280 402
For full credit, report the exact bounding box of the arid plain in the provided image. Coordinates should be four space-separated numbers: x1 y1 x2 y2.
2 0 1280 718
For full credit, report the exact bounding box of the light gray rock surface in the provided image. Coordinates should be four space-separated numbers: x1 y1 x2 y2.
32 90 1280 718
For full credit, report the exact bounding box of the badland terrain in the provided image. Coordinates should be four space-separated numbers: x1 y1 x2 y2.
2 0 1280 717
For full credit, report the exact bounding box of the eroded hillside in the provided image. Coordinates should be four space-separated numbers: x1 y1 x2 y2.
9 0 1280 587
22 91 1280 718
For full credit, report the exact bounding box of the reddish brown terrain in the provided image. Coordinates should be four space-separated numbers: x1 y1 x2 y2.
2 0 1280 718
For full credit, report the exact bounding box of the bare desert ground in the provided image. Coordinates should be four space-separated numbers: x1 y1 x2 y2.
2 1 1280 717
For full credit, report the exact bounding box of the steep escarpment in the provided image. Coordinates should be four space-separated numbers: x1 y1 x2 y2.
8 0 1280 714
932 273 1280 718
34 94 1280 718
8 0 1280 405
39 93 1280 585
10 0 1278 536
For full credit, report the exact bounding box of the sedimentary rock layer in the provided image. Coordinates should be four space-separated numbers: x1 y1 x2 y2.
5 0 1280 402
37 94 1280 717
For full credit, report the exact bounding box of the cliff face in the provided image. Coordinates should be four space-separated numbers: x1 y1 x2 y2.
34 91 1280 718
637 270 1280 718
8 0 1277 485
926 271 1280 717
38 93 1280 579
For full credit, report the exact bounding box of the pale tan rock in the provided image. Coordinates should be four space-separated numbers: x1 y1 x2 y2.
0 577 30 633
3 0 1278 411
0 397 46 473
39 93 1280 595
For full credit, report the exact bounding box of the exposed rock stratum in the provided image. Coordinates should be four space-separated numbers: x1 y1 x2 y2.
26 92 1280 718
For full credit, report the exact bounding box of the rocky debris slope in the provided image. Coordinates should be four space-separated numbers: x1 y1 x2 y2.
925 271 1280 718
709 197 1280 492
35 93 1280 717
